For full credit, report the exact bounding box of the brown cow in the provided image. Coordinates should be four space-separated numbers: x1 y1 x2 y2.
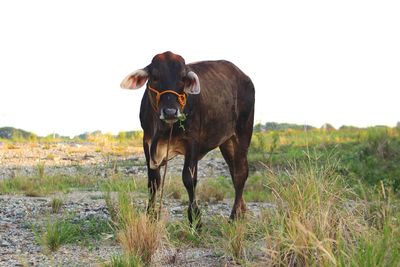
121 51 254 225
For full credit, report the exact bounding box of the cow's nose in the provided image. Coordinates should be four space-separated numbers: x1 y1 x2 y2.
163 108 177 117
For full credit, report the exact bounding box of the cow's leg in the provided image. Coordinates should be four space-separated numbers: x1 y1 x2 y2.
144 141 161 215
182 151 201 228
220 137 249 219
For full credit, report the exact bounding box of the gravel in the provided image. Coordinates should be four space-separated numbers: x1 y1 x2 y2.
0 143 269 266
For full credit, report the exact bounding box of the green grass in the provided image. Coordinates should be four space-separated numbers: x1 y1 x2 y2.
249 126 400 191
162 158 400 266
34 216 80 252
0 174 99 196
50 198 63 213
2 125 400 265
34 214 114 252
103 254 143 267
0 172 148 197
167 219 203 247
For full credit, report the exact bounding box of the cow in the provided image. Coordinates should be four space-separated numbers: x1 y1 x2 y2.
120 51 255 226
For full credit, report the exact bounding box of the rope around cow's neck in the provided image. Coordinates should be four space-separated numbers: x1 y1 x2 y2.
157 123 174 220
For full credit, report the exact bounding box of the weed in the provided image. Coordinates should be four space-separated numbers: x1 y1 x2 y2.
244 174 269 202
76 215 115 246
37 162 45 179
167 219 202 247
34 217 79 252
262 161 363 266
103 254 143 267
104 191 119 225
117 206 167 264
0 174 98 196
220 219 247 262
197 176 231 203
165 176 185 200
46 153 56 160
103 188 167 265
50 198 63 213
6 143 19 149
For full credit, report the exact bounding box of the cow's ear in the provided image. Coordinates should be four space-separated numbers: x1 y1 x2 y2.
120 69 148 89
184 71 200 94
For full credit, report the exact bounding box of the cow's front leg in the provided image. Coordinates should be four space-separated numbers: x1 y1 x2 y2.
182 156 201 229
147 168 161 215
144 142 161 216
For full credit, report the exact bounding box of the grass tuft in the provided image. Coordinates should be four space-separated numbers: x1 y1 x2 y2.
34 217 79 252
220 219 247 262
104 189 167 265
50 198 63 213
103 254 143 267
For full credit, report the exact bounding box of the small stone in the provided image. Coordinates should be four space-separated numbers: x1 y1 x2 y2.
1 240 10 247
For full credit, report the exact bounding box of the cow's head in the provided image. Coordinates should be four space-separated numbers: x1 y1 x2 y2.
120 51 200 124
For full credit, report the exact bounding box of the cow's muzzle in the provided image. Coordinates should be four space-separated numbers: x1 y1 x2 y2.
160 107 183 123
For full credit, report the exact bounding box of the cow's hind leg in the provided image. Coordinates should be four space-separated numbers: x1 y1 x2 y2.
219 136 249 220
182 152 201 228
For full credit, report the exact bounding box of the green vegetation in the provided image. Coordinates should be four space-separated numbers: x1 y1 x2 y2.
250 124 400 191
2 123 400 265
0 127 37 141
50 198 63 213
0 127 143 149
34 215 113 252
103 254 143 267
163 160 400 266
0 174 99 196
104 189 167 265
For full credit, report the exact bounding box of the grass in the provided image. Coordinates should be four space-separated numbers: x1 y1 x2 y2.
0 174 99 196
2 126 400 265
103 254 143 267
16 154 397 266
34 214 114 252
160 158 400 266
117 211 166 265
197 176 228 203
103 189 168 265
220 218 247 262
249 126 400 191
261 162 358 266
50 198 63 213
167 219 203 247
34 216 80 252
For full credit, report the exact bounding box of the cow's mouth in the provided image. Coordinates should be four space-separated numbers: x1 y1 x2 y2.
163 118 178 124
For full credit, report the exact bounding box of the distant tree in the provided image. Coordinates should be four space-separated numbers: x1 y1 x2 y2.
339 125 359 130
118 131 127 143
321 123 335 132
263 122 315 131
397 121 400 129
0 127 35 140
253 123 263 132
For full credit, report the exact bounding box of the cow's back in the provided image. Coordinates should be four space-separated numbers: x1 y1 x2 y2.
187 60 255 152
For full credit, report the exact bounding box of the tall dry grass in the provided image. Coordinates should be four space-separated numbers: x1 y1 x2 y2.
117 212 166 264
105 190 168 265
262 161 365 266
260 158 400 266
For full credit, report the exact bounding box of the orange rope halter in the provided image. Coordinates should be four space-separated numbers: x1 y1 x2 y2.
147 85 187 112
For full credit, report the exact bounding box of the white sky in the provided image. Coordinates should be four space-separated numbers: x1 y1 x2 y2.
0 1 399 137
